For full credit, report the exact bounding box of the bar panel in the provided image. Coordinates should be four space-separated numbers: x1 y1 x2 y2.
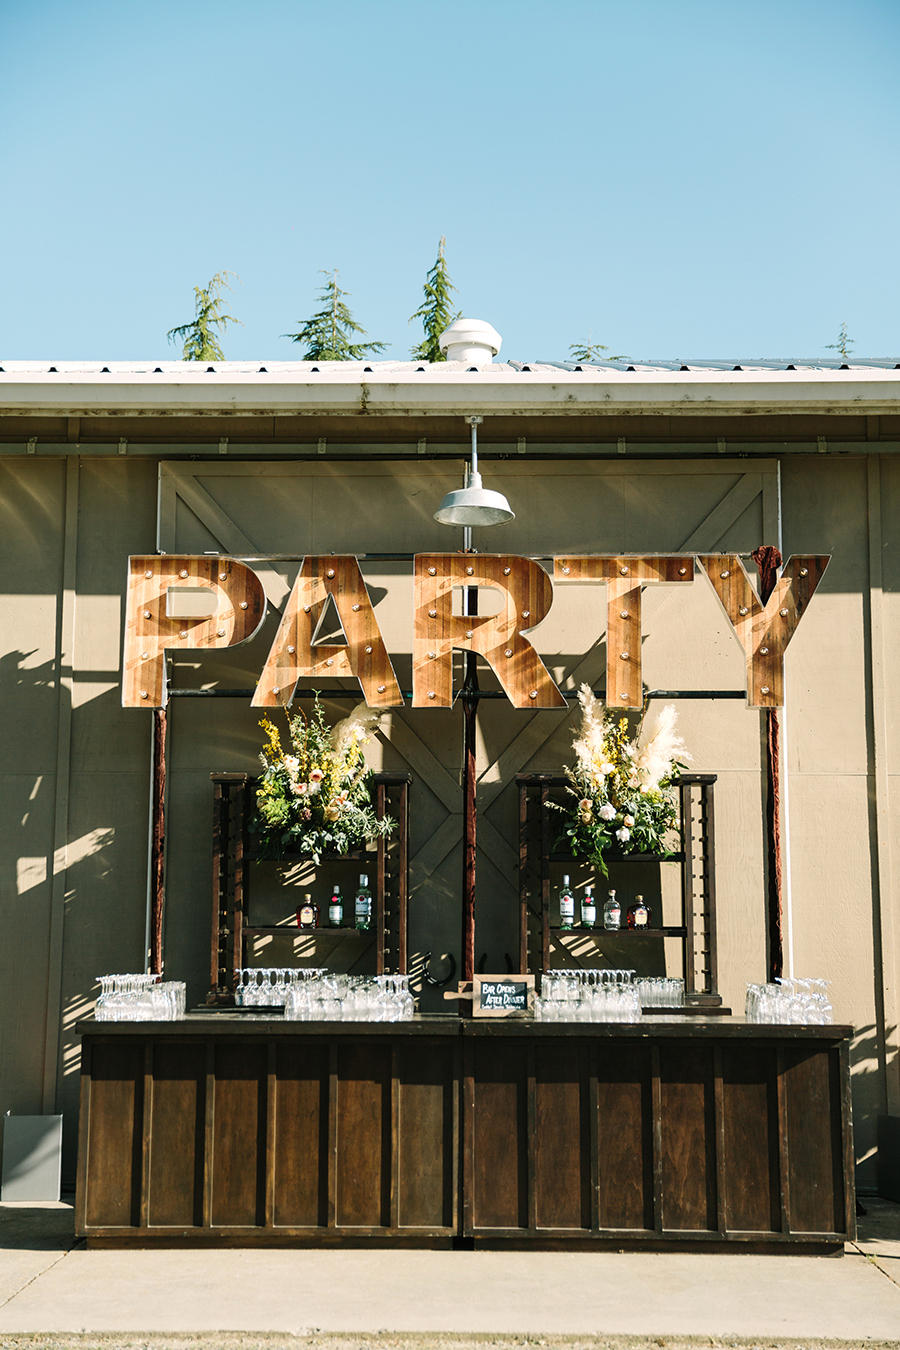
784 1045 843 1233
534 1040 588 1230
596 1043 653 1230
84 1040 143 1228
211 1041 266 1227
396 1041 455 1229
471 1040 527 1230
721 1043 779 1232
147 1041 204 1227
658 1043 716 1231
335 1041 391 1228
273 1040 329 1227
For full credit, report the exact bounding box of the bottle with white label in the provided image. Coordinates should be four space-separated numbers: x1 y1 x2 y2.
581 884 597 928
603 888 621 930
328 883 343 928
297 892 318 929
627 894 651 929
355 873 372 932
558 875 575 931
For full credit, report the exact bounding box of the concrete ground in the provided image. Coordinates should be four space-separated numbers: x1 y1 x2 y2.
0 1199 898 1347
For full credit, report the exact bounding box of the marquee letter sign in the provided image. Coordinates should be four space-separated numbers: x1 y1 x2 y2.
254 555 402 709
697 554 829 708
122 551 831 710
412 554 565 708
553 555 695 709
122 556 266 707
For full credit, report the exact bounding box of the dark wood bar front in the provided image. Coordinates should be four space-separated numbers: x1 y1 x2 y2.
76 1018 855 1250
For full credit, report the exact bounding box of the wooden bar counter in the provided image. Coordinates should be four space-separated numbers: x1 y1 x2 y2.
76 1016 855 1250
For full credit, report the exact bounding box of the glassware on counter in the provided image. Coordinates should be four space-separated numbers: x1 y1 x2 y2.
283 972 415 1022
635 976 685 1008
234 967 326 1007
534 969 640 1022
95 974 186 1021
745 977 832 1024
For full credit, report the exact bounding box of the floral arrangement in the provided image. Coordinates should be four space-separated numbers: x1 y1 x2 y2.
251 698 394 861
549 685 689 875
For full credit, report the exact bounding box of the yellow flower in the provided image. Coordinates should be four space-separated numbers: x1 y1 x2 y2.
259 716 282 761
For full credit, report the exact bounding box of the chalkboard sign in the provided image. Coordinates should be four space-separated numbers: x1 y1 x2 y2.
472 974 535 1018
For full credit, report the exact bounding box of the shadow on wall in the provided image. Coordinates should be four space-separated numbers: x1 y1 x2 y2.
852 1021 897 1189
1 652 127 1148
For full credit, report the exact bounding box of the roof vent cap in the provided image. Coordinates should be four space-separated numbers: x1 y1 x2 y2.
438 317 502 366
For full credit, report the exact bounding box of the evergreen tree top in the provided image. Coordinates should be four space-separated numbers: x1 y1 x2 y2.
826 322 855 361
167 271 241 362
285 271 387 361
410 236 460 362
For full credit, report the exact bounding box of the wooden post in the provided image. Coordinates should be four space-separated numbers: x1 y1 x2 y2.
752 545 784 982
461 567 479 985
150 708 167 975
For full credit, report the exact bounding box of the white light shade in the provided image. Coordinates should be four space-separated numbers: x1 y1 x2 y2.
433 471 515 527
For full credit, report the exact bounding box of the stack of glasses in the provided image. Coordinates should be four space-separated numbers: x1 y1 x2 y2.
745 977 833 1024
234 967 315 1007
283 973 415 1022
95 974 187 1022
634 976 685 1008
535 969 641 1022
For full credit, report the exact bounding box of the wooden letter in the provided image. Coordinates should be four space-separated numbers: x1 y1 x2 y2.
697 554 830 707
413 555 565 709
554 556 695 709
253 555 402 708
123 555 266 708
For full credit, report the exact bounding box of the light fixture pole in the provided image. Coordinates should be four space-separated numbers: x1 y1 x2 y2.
434 416 514 985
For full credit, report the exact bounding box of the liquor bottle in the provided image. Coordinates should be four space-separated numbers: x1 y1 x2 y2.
558 875 575 931
581 884 597 928
297 892 319 929
328 883 343 928
603 888 621 930
355 873 372 932
627 894 651 930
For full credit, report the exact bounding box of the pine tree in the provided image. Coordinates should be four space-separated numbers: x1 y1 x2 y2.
409 236 459 361
167 271 241 361
285 271 387 360
826 322 855 361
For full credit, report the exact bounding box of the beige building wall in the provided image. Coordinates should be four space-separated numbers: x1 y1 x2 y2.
1 448 896 1189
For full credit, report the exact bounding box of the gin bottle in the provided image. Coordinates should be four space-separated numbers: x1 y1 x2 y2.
603 888 621 930
558 875 575 931
581 884 597 928
355 873 372 932
328 883 343 928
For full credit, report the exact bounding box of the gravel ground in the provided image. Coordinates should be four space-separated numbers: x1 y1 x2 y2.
1 1335 898 1349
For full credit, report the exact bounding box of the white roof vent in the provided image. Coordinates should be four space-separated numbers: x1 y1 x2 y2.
438 318 502 365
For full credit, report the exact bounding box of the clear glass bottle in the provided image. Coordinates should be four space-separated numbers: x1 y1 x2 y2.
328 883 343 928
581 884 597 928
355 873 372 932
603 888 621 930
627 894 651 930
558 874 575 931
297 892 319 929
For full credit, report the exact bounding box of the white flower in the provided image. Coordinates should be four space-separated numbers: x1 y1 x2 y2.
624 814 635 827
283 754 299 777
615 826 630 842
578 798 592 814
600 762 615 777
290 781 307 796
309 767 324 783
599 803 616 822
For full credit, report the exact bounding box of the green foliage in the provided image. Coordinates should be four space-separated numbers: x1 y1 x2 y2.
826 322 855 361
568 339 624 363
409 236 459 362
251 699 394 862
285 270 387 360
167 271 241 361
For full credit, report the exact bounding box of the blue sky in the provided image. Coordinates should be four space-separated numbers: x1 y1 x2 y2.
1 0 898 361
